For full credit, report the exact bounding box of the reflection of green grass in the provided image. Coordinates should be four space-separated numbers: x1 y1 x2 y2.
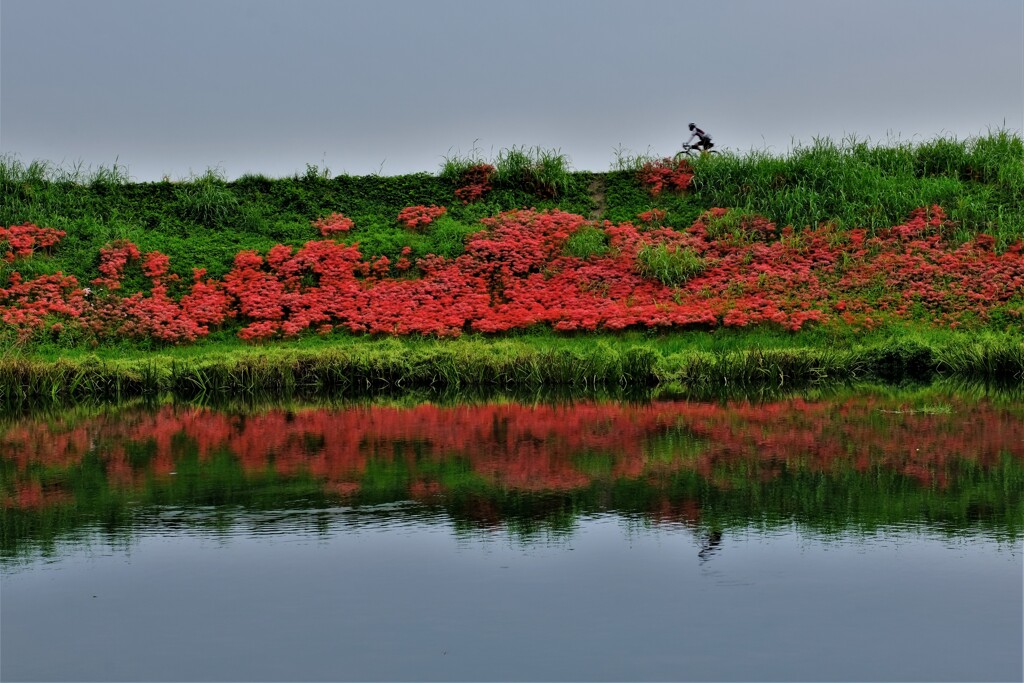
573 451 615 478
3 383 1022 562
3 449 1021 561
359 457 411 504
877 404 952 415
645 425 711 464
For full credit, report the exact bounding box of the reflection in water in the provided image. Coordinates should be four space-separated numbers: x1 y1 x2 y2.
698 528 723 562
1 390 1022 559
2 390 1022 682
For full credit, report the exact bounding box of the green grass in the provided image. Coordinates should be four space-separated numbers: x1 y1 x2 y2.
439 141 490 182
2 326 1021 406
491 146 575 198
563 223 609 259
635 243 707 285
173 169 239 228
689 130 1024 245
609 144 659 173
3 132 1024 395
3 131 1020 283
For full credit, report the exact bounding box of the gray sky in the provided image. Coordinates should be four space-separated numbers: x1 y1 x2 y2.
2 0 1022 181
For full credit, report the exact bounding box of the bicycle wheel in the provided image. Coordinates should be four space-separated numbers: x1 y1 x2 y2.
674 146 699 162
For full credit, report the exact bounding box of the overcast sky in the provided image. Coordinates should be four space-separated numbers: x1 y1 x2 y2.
2 0 1022 181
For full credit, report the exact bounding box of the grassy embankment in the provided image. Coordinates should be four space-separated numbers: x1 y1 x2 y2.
2 133 1023 399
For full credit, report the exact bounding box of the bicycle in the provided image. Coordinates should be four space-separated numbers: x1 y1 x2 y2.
674 143 719 161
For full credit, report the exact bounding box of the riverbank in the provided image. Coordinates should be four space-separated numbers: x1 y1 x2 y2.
3 327 1021 406
2 133 1023 398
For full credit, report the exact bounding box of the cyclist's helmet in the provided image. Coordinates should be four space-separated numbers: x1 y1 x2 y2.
688 123 696 130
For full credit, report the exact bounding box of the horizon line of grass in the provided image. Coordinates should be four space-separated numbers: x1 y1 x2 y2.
5 129 1020 183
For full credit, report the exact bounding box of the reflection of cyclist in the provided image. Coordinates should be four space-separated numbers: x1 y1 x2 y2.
698 529 722 562
686 123 714 152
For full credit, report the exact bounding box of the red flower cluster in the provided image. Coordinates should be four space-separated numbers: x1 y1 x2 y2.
637 209 666 226
2 205 1023 343
453 164 495 204
397 205 447 231
637 158 694 196
0 271 84 338
83 242 232 343
830 206 1024 328
312 213 355 237
222 240 368 340
0 224 65 262
93 240 141 290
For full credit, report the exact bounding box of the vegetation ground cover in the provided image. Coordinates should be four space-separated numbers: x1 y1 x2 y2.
2 133 1022 392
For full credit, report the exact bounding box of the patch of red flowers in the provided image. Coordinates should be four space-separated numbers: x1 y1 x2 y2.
453 164 495 204
637 158 694 196
397 205 447 231
0 224 65 262
2 204 1023 343
312 213 355 237
637 209 666 226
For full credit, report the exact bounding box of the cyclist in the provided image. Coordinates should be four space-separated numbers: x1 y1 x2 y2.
686 123 714 152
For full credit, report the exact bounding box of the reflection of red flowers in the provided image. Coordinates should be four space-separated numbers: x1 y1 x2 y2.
3 396 1021 510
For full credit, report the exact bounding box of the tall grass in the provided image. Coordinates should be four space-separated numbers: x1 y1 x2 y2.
492 146 574 198
564 224 610 259
635 243 707 285
439 141 490 182
4 332 1021 406
439 146 576 198
174 169 239 228
609 144 659 173
689 130 1024 245
935 338 1024 383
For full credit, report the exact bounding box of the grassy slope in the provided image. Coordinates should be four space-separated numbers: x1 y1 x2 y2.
3 131 1022 283
1 132 1023 391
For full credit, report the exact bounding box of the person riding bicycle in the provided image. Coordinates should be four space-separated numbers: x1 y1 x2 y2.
686 123 714 152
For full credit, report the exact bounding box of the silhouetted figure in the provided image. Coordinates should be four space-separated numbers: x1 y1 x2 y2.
686 123 714 152
698 529 723 561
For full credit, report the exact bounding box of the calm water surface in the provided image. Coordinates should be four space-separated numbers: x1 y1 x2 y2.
2 391 1022 681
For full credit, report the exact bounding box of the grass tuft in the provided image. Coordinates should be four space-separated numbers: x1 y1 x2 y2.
174 169 239 227
564 224 610 259
492 146 574 198
635 244 707 285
